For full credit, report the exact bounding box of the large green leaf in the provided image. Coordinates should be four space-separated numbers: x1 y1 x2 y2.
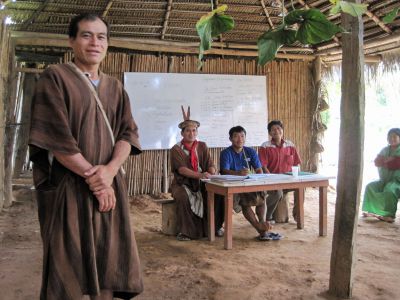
295 9 342 45
383 7 399 24
329 3 341 15
339 1 368 17
257 29 296 65
196 5 234 68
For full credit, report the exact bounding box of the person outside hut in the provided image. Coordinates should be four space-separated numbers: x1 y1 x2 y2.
362 128 400 223
219 126 273 240
29 13 143 299
170 106 224 241
258 120 301 223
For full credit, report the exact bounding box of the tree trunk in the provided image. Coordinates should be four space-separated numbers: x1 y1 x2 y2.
329 4 365 298
13 73 36 178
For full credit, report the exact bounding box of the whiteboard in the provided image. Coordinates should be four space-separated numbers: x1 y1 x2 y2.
124 73 268 150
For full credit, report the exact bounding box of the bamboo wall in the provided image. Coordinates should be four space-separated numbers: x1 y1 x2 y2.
64 52 313 195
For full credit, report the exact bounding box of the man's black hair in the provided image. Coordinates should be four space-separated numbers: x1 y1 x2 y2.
69 13 110 40
388 128 400 138
267 120 284 133
229 126 246 139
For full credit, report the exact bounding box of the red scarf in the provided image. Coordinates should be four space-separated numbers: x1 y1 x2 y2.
181 139 199 172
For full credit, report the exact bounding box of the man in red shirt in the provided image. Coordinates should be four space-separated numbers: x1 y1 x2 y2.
259 120 301 223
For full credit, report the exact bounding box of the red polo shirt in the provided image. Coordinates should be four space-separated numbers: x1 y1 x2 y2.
259 139 301 173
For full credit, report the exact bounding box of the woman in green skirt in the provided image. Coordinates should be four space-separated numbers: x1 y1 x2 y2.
362 128 400 223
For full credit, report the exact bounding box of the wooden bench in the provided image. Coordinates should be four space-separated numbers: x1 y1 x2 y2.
153 198 177 235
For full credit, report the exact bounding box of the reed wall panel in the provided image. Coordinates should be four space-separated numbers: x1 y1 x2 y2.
64 52 313 195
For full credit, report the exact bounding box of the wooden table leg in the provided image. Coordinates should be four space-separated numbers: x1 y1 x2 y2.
319 186 327 236
295 188 305 229
224 193 233 250
208 191 215 241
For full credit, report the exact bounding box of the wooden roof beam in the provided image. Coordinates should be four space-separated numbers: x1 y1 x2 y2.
102 1 114 18
364 9 392 34
10 31 315 53
161 0 173 40
317 30 400 55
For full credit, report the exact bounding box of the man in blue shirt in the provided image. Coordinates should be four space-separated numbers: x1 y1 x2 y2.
219 126 273 240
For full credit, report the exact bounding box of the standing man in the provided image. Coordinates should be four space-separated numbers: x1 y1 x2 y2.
220 126 272 240
259 120 301 223
170 107 224 241
29 14 143 299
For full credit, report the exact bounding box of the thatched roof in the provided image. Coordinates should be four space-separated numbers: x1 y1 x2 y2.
1 0 400 64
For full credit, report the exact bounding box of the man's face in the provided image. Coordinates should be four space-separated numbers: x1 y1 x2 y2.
181 125 198 143
230 131 246 149
269 125 283 141
69 18 108 68
388 133 400 147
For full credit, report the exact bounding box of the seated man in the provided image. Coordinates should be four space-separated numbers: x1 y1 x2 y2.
170 107 224 241
258 120 301 223
220 126 272 240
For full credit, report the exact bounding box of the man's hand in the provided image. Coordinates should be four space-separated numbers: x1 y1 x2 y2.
238 168 250 176
200 172 212 179
84 165 118 192
94 187 116 212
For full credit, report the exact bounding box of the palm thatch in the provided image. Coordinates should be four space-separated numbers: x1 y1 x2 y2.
1 0 399 64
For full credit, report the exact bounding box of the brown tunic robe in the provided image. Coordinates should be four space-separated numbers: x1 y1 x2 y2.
170 141 224 239
29 63 143 299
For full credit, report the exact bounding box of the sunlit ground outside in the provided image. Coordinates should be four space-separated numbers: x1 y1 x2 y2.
319 65 400 200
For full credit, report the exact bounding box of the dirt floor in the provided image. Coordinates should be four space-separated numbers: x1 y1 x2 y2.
1 179 399 300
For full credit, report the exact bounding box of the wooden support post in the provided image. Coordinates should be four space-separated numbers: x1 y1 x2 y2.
3 41 18 208
207 191 215 242
162 150 168 193
319 186 328 236
13 72 36 178
224 193 233 250
329 3 365 297
0 17 8 211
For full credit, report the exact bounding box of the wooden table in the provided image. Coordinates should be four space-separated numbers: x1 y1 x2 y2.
205 174 331 250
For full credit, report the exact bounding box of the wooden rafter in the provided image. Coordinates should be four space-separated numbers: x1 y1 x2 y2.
364 10 392 34
20 0 52 31
161 0 173 40
102 0 114 18
260 0 274 29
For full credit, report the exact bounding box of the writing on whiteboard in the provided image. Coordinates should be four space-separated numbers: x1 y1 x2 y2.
124 73 268 149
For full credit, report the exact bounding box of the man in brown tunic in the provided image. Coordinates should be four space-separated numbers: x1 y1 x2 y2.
29 14 143 299
170 114 224 241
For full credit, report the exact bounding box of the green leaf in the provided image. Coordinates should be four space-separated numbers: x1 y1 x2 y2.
383 8 399 24
296 9 342 45
339 1 368 17
329 3 341 15
284 9 306 25
257 29 296 65
196 4 234 69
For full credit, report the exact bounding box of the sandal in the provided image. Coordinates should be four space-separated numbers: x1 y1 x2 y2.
258 232 271 241
176 233 191 241
216 227 224 237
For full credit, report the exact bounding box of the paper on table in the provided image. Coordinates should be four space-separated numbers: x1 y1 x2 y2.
209 175 248 181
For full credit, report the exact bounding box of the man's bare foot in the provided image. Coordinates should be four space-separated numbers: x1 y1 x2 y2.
377 215 395 223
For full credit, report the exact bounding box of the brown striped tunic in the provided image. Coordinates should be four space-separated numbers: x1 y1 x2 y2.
170 142 224 239
29 63 143 299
